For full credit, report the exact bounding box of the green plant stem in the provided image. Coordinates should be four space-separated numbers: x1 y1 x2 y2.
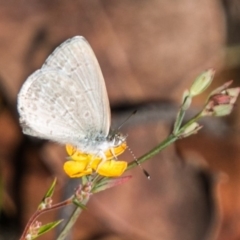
19 198 72 240
56 198 89 240
127 112 202 170
173 108 185 134
127 133 178 170
177 112 202 135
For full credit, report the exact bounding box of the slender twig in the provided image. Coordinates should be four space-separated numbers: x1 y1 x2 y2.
127 111 204 170
127 133 178 170
19 198 72 240
56 198 89 240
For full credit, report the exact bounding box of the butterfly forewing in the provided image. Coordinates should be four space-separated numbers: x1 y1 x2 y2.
42 36 110 136
18 36 111 150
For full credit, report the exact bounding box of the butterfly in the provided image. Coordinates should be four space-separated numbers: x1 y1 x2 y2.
17 36 125 159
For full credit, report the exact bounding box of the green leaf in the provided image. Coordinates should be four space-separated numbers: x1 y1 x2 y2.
44 178 57 199
38 178 57 210
32 220 63 239
81 176 88 185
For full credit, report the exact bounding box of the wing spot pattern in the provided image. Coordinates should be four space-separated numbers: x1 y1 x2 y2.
69 97 75 104
84 110 90 118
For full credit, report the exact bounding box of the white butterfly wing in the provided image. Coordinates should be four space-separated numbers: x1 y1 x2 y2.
42 36 111 135
18 36 111 148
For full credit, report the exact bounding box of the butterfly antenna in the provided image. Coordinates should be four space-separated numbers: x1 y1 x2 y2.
128 147 151 180
118 110 137 130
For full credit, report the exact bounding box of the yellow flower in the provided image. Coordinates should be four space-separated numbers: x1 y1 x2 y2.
63 143 128 178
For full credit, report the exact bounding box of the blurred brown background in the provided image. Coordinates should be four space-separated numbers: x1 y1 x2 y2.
1 0 240 240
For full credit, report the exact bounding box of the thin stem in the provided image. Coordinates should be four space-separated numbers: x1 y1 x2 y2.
178 112 202 134
56 198 89 240
173 107 185 134
19 198 72 240
127 133 178 170
127 111 202 170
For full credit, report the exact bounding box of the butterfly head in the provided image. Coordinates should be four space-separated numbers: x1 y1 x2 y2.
107 130 126 148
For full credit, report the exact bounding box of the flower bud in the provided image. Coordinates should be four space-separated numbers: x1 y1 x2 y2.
179 122 202 138
212 104 233 117
202 84 240 117
28 221 42 238
189 69 215 97
44 197 53 208
226 88 240 104
209 80 233 97
181 90 192 110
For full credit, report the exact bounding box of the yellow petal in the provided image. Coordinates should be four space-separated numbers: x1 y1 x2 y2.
90 158 102 170
66 144 88 160
95 160 128 177
66 144 79 156
105 142 127 159
65 142 128 178
66 144 101 162
63 161 92 178
66 142 127 161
